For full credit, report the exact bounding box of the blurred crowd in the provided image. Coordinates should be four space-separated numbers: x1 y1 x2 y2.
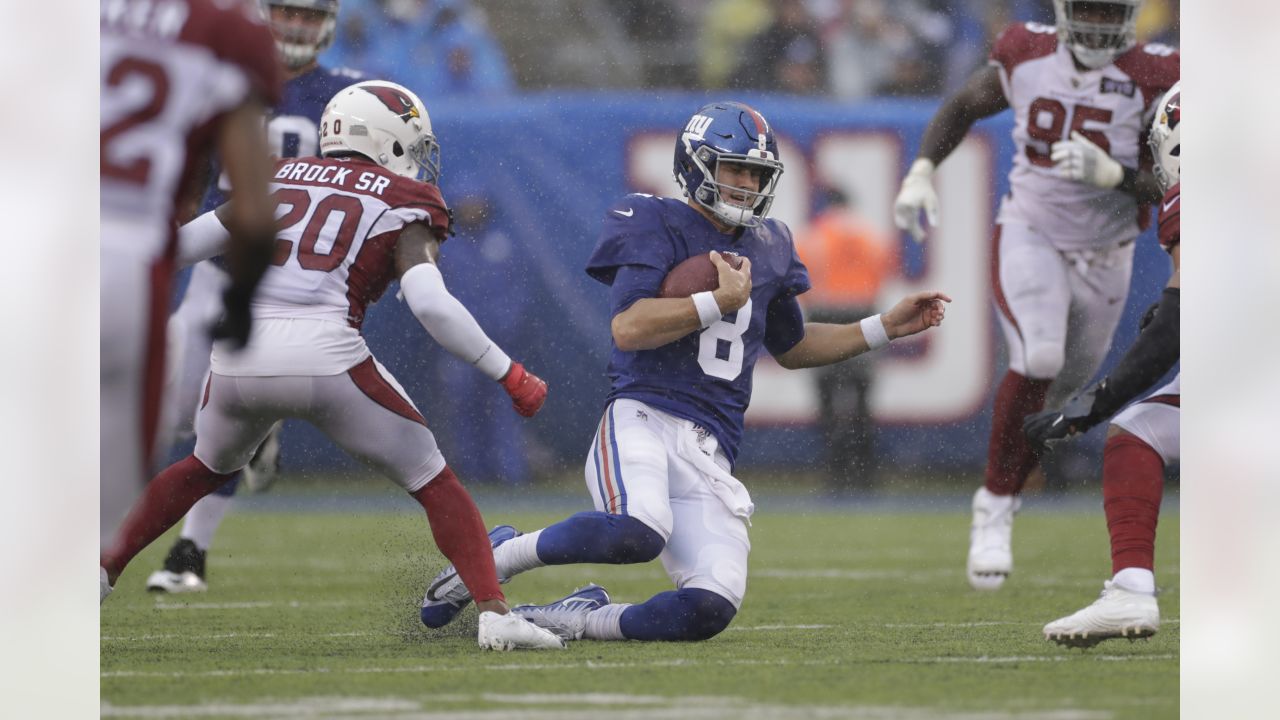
321 0 1179 99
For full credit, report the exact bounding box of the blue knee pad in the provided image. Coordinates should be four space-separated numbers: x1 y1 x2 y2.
619 588 737 641
212 474 240 497
535 512 664 565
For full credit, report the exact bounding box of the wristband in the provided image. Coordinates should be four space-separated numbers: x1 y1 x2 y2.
906 157 936 179
859 314 891 350
692 291 723 329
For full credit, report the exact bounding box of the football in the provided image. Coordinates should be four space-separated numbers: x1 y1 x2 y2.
657 252 744 298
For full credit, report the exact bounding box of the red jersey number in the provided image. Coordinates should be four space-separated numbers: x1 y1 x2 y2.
1025 98 1113 167
100 56 171 185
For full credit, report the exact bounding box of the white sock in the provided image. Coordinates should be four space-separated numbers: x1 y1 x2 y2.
180 493 234 551
1112 567 1156 594
582 602 631 641
493 529 546 578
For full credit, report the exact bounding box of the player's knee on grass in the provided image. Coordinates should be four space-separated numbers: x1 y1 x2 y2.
620 588 737 641
536 512 666 565
1024 343 1065 380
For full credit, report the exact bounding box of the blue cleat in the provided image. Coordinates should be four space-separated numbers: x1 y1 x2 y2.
420 525 520 629
511 584 611 641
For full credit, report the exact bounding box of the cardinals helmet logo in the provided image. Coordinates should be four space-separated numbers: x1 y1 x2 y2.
361 85 420 123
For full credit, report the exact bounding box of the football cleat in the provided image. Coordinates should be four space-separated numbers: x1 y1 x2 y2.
242 421 283 493
145 538 208 593
100 567 113 604
967 486 1020 591
420 525 520 629
511 584 610 641
1044 580 1160 648
477 611 566 651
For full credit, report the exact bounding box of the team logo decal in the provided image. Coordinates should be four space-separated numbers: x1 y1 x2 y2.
1163 94 1180 129
361 86 420 123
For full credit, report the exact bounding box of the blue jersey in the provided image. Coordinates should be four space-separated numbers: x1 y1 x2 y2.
586 194 811 464
200 64 364 211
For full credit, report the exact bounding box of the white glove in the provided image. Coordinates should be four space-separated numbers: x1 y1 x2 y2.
893 158 939 244
1051 131 1123 189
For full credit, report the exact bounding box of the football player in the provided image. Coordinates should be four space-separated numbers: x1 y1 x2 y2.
1026 82 1180 647
418 102 950 643
100 0 281 557
891 0 1178 590
101 81 561 651
147 0 367 594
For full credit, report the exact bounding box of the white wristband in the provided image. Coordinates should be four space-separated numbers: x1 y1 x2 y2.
860 314 891 350
691 291 723 329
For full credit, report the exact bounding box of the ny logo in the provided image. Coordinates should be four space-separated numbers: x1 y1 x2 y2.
684 114 713 141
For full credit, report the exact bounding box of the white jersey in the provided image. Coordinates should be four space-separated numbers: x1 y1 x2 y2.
100 0 280 263
211 156 452 376
989 22 1178 250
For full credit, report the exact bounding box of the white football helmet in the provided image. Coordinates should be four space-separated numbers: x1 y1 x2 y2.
320 81 441 183
1053 0 1141 69
263 0 339 70
1148 81 1180 191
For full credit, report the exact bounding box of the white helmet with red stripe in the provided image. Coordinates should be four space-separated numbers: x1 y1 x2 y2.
320 81 441 182
1148 81 1181 191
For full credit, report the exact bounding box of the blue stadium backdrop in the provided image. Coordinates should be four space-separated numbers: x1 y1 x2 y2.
241 93 1172 478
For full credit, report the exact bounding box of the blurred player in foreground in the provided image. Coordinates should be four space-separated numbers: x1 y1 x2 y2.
1026 82 1180 647
892 0 1178 590
101 0 281 547
419 101 950 642
101 80 562 651
147 0 366 595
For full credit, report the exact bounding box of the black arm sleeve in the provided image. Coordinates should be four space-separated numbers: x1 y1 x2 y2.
1092 287 1180 418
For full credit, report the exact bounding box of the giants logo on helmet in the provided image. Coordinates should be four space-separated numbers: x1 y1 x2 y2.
361 86 420 123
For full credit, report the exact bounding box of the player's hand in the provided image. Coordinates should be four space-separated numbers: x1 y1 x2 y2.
500 361 548 417
1022 385 1105 454
881 291 952 339
893 159 939 244
210 285 254 350
710 251 752 314
1051 131 1123 189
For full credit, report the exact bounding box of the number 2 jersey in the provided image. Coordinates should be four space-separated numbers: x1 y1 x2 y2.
989 22 1178 250
101 0 281 263
586 194 811 465
210 156 451 377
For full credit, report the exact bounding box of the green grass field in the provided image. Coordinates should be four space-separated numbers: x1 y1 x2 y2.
101 492 1178 719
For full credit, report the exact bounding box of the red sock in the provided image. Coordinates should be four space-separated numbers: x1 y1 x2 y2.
984 371 1052 495
101 455 234 584
1103 433 1165 574
410 467 504 604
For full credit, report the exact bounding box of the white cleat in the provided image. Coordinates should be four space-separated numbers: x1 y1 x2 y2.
100 567 113 604
477 611 566 651
1044 580 1160 648
967 487 1020 591
144 570 208 594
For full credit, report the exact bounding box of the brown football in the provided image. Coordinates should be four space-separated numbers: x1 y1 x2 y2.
657 252 744 298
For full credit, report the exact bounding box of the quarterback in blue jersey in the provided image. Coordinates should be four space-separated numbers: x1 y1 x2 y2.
146 0 365 593
420 101 950 642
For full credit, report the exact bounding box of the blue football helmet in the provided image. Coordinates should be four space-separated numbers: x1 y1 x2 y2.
262 0 340 70
674 101 784 228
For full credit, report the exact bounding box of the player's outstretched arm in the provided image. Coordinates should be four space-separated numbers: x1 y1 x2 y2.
776 291 951 369
895 67 1007 243
395 224 547 416
612 253 753 352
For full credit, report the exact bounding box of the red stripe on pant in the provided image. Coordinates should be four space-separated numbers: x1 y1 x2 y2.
1103 432 1165 573
347 357 427 426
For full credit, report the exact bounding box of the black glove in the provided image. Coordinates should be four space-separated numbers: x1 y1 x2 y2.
210 283 255 350
1139 299 1160 331
1022 384 1106 454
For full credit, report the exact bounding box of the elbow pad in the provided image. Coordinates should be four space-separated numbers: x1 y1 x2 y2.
399 263 511 380
1094 287 1180 417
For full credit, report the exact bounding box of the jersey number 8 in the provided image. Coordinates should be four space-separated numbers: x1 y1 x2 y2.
697 299 752 381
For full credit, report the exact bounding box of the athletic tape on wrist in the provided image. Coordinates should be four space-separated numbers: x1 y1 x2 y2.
692 292 723 329
860 314 891 350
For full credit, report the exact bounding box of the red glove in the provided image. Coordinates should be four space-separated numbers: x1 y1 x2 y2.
500 361 547 417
